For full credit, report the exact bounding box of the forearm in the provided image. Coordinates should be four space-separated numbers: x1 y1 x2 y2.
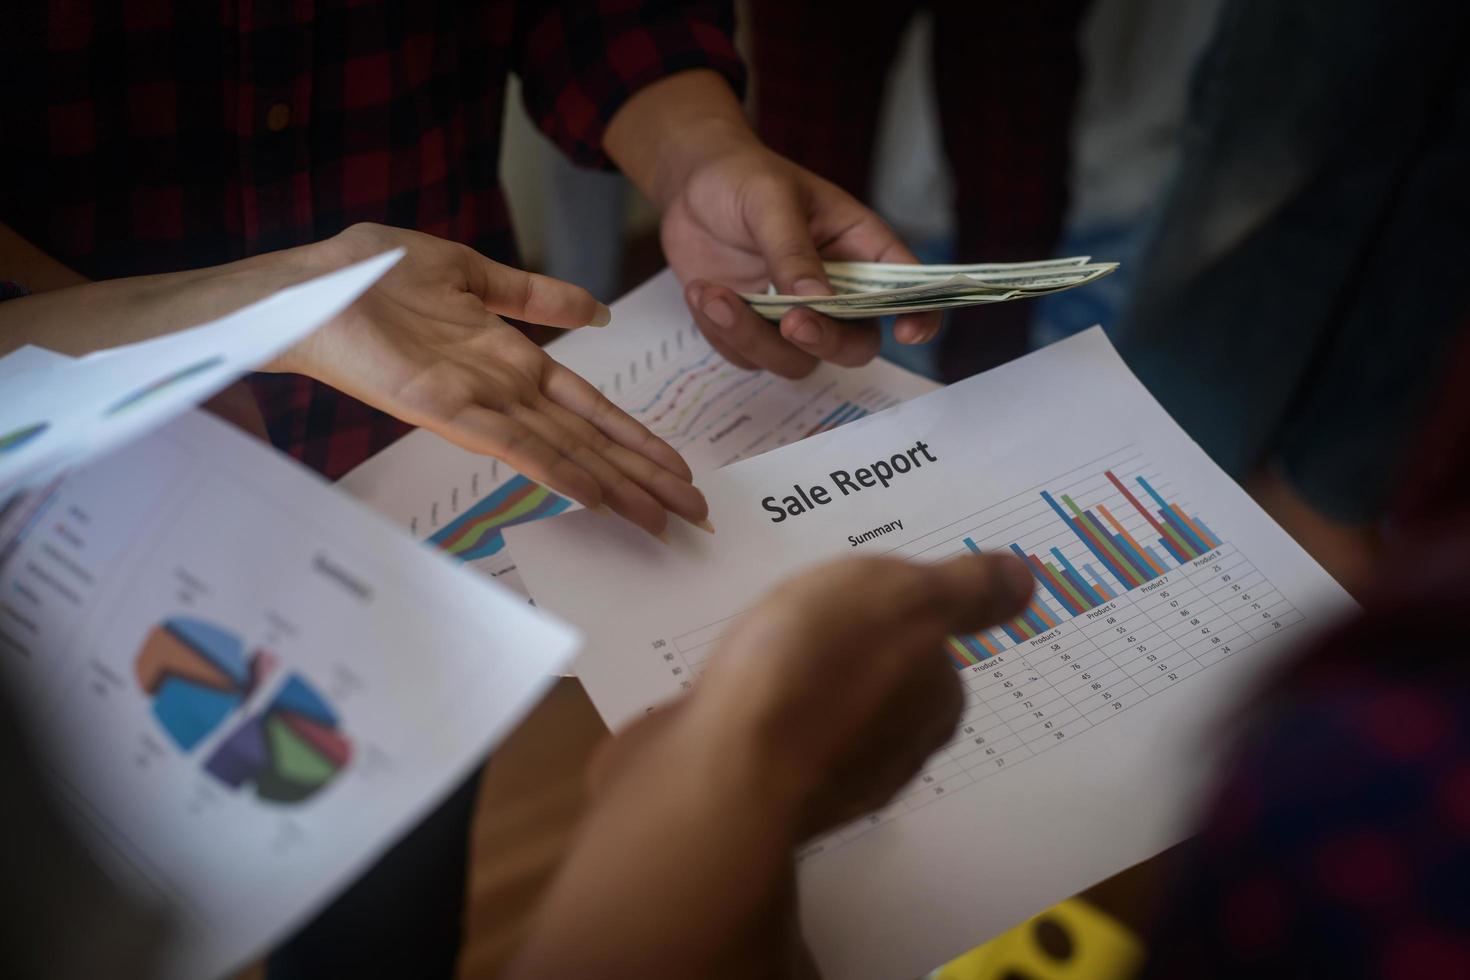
507 729 810 977
603 68 757 209
0 241 328 357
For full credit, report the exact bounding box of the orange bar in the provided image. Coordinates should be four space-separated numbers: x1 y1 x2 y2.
1098 503 1167 577
1169 504 1215 550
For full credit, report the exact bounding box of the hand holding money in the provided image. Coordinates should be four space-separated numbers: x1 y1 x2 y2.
740 257 1118 320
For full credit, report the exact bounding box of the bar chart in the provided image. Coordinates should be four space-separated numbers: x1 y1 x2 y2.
944 465 1225 668
647 447 1306 860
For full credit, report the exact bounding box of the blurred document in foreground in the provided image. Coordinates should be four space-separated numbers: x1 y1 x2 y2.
506 327 1355 980
0 409 575 979
340 269 938 597
0 250 400 496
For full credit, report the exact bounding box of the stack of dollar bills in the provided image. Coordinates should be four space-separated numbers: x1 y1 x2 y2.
740 257 1117 320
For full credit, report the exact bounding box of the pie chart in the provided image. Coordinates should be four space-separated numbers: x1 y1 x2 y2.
205 674 352 803
134 616 350 804
135 617 275 751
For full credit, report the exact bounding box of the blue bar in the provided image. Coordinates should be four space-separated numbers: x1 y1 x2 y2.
963 536 982 555
1142 545 1168 572
1081 564 1112 597
812 402 852 430
1032 593 1062 629
1136 475 1171 511
1138 475 1210 555
1000 622 1025 644
1076 517 1139 590
1193 517 1221 549
1011 544 1079 615
1058 567 1098 608
1020 607 1046 634
1084 509 1146 585
1158 506 1208 556
960 635 991 661
1044 489 1136 590
1051 547 1104 605
1157 535 1188 564
830 403 865 428
983 630 1008 653
1107 529 1159 584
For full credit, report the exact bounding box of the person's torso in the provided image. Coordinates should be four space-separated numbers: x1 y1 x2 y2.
2 0 522 278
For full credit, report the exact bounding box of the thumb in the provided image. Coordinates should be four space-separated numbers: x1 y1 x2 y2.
463 246 611 328
744 178 830 297
926 553 1036 635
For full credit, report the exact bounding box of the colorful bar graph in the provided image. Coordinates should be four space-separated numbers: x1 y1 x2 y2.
1159 502 1209 557
1082 565 1114 600
804 402 870 437
944 467 1224 671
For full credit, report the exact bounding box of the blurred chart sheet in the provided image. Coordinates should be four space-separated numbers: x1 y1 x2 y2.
0 251 399 496
0 410 575 979
506 328 1356 980
339 270 938 596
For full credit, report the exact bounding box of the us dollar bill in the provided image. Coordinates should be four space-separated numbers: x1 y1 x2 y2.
740 259 1118 321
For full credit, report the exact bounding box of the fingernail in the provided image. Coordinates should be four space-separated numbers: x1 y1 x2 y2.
789 317 822 345
588 302 612 328
704 298 736 330
793 278 829 297
1000 556 1035 602
695 517 715 534
655 530 672 545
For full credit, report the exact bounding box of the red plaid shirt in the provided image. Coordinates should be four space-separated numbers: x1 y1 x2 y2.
1 0 742 479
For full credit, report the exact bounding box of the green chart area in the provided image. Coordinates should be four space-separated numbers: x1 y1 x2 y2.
204 674 352 803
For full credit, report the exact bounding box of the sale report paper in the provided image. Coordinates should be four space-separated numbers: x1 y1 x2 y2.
506 327 1356 980
0 410 576 979
339 270 938 598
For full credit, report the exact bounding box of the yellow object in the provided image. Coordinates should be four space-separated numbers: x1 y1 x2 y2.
931 898 1145 980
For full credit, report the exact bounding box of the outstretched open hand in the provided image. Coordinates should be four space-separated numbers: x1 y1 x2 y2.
276 224 707 536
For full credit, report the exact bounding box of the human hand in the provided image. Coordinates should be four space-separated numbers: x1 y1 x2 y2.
601 71 938 380
275 224 708 536
515 554 1030 979
662 134 942 379
591 552 1034 840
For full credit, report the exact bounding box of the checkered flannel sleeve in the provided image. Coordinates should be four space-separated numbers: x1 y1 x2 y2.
513 0 747 169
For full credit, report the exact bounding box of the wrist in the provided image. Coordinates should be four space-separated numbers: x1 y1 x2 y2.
647 115 761 211
678 695 809 840
604 69 759 210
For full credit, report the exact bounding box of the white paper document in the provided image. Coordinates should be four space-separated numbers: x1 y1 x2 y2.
339 269 938 596
0 410 577 979
505 328 1357 980
0 250 401 495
